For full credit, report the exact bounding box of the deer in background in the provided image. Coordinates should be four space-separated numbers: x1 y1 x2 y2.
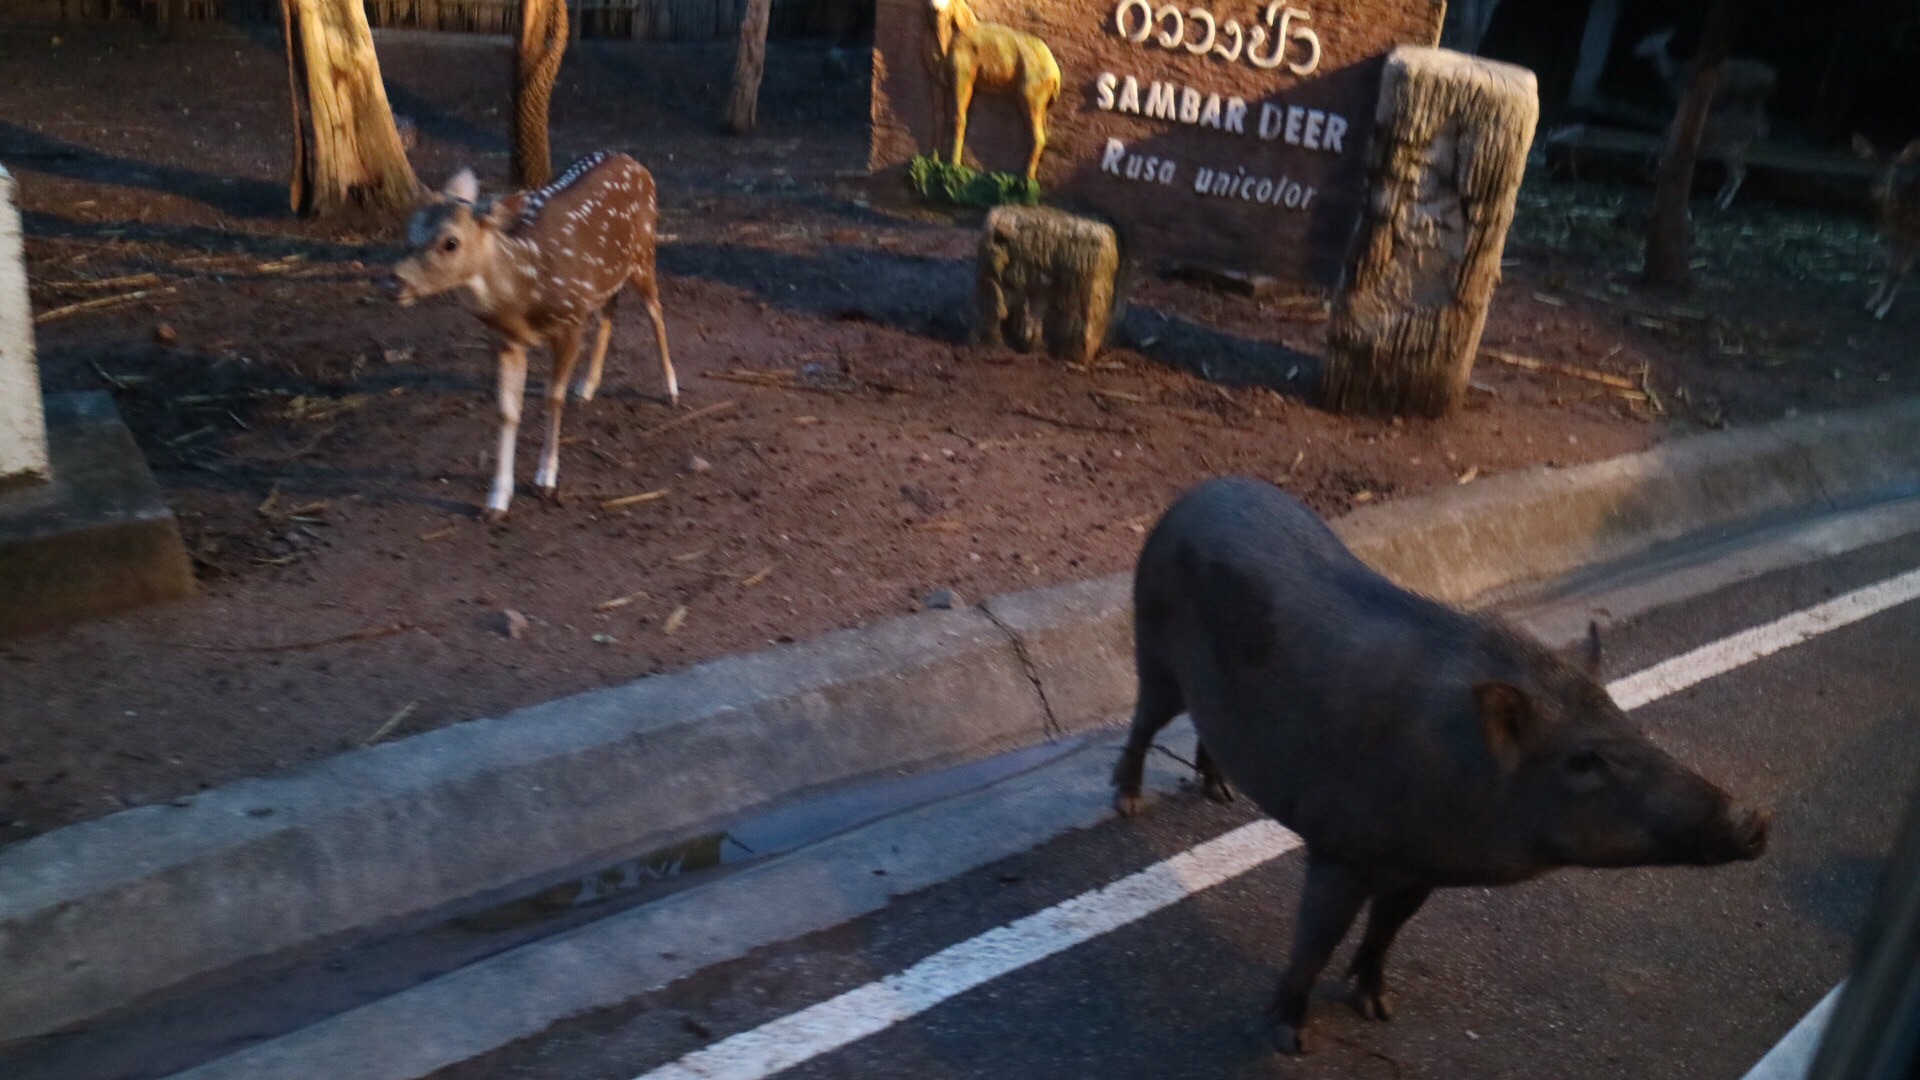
1852 136 1920 320
1634 27 1776 210
389 151 675 522
924 0 1061 182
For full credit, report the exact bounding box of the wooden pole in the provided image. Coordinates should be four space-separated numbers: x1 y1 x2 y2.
721 0 772 133
1642 0 1743 291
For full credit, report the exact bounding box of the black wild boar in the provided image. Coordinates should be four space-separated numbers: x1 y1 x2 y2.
1112 477 1770 1054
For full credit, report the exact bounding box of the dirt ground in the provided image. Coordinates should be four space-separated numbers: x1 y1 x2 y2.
0 22 1914 845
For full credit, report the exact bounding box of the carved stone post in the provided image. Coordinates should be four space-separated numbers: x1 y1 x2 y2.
1323 46 1538 417
0 166 48 491
975 205 1122 365
0 163 195 637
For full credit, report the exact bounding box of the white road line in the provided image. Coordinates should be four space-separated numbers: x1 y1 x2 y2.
1607 566 1920 711
640 820 1302 1080
1738 983 1844 1080
638 565 1920 1080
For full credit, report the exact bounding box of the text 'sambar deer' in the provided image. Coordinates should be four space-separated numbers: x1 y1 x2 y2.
390 151 675 521
1853 135 1920 320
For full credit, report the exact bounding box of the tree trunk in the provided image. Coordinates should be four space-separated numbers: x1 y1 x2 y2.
1440 0 1503 54
281 0 418 219
1642 0 1743 291
1322 47 1538 417
512 0 569 188
722 0 773 134
1567 0 1622 110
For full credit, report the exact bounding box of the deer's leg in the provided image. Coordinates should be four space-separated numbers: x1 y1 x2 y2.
1873 249 1912 320
576 307 614 403
1024 89 1049 182
534 324 584 500
485 342 530 523
1715 158 1746 210
950 68 976 168
634 270 677 406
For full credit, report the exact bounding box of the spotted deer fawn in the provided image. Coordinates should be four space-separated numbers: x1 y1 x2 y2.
390 151 675 522
1852 136 1920 320
1634 27 1776 210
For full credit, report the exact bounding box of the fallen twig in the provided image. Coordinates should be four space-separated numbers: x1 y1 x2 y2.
661 605 689 635
361 701 419 747
594 590 649 611
59 271 163 291
601 488 669 510
1483 348 1637 390
1090 387 1148 405
33 286 177 324
1013 405 1136 436
740 564 775 588
167 622 412 653
638 399 736 439
419 525 459 542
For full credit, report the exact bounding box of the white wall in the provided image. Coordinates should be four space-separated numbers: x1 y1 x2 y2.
0 165 49 486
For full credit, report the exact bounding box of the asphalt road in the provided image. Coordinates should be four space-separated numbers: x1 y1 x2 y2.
428 531 1920 1080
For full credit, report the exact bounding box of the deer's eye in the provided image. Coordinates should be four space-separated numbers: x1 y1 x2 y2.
440 236 460 254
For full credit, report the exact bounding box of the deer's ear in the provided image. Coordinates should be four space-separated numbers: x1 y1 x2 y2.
474 196 515 230
1896 139 1920 168
442 168 480 204
1852 135 1878 163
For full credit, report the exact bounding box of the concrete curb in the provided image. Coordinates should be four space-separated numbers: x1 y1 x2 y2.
6 397 1920 1042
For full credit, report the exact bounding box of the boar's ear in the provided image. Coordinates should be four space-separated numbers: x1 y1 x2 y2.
1583 621 1604 679
1474 682 1542 773
1896 139 1920 168
1852 134 1879 163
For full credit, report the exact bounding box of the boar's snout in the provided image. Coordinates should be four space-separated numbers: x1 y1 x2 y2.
1679 802 1771 866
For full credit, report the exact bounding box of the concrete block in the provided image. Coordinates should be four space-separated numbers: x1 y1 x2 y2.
0 606 1044 1041
0 392 195 638
0 164 49 486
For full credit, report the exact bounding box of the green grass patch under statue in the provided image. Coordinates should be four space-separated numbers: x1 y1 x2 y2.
906 155 1040 209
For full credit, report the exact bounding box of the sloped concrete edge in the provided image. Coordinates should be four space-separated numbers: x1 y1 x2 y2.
6 396 1920 1044
0 608 1046 1042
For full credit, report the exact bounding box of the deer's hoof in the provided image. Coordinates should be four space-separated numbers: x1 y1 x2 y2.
482 507 509 525
537 486 564 507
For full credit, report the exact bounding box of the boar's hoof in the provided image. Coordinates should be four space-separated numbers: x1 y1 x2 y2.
1351 986 1393 1022
1268 1021 1308 1055
1113 791 1146 818
1203 777 1235 804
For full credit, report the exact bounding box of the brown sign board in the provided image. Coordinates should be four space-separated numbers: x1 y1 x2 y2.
872 0 1443 286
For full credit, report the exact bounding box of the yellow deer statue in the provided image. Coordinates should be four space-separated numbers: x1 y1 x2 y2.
924 0 1061 183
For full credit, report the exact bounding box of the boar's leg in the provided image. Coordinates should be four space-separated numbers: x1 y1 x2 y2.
1346 886 1431 1021
1111 660 1184 817
1267 857 1369 1054
1194 742 1234 804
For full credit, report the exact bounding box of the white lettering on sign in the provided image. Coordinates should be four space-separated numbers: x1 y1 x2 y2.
1096 72 1340 152
1100 138 1180 183
1114 0 1321 76
1193 164 1316 208
1256 101 1345 151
